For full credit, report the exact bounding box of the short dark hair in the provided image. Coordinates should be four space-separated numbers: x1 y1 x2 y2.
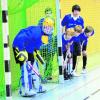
45 7 52 14
72 4 81 12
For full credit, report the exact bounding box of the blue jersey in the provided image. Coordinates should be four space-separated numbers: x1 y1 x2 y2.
61 14 84 29
79 33 88 46
79 31 94 46
70 31 94 52
62 34 72 52
70 35 81 53
13 26 44 53
71 35 81 43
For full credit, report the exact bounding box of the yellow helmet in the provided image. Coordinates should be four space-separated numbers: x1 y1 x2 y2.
43 17 54 27
42 17 54 35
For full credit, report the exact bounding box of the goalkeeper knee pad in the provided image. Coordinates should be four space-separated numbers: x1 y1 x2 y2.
16 51 28 62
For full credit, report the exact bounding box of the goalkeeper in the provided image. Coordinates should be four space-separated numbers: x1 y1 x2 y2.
12 17 54 97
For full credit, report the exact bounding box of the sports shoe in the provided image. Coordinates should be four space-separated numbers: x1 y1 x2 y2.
19 87 36 97
64 75 69 80
46 77 52 80
81 69 87 74
72 70 80 77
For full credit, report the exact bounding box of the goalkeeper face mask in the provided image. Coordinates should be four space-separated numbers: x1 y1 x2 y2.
42 17 54 35
42 26 53 35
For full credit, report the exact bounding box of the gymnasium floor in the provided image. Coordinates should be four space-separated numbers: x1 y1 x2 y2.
12 65 100 100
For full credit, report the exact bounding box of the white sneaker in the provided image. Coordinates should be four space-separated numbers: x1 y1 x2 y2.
81 69 87 74
72 70 80 77
19 87 36 97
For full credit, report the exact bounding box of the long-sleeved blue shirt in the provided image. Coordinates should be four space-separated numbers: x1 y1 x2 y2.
70 31 94 52
62 34 73 52
79 31 94 46
61 14 84 29
12 26 44 53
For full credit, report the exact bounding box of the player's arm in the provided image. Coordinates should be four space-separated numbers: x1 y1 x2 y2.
91 30 94 36
34 50 45 65
61 15 68 33
81 17 84 32
62 27 66 34
81 39 88 52
61 15 68 26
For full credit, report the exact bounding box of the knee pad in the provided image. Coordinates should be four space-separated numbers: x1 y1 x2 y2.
32 60 40 89
21 62 33 90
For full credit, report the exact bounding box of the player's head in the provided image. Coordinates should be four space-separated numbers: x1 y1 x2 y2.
84 26 94 37
45 7 52 17
42 17 54 35
74 25 82 36
72 5 81 17
65 28 75 39
42 17 54 44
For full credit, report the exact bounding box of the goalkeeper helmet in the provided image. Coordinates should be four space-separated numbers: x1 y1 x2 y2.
42 17 54 35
